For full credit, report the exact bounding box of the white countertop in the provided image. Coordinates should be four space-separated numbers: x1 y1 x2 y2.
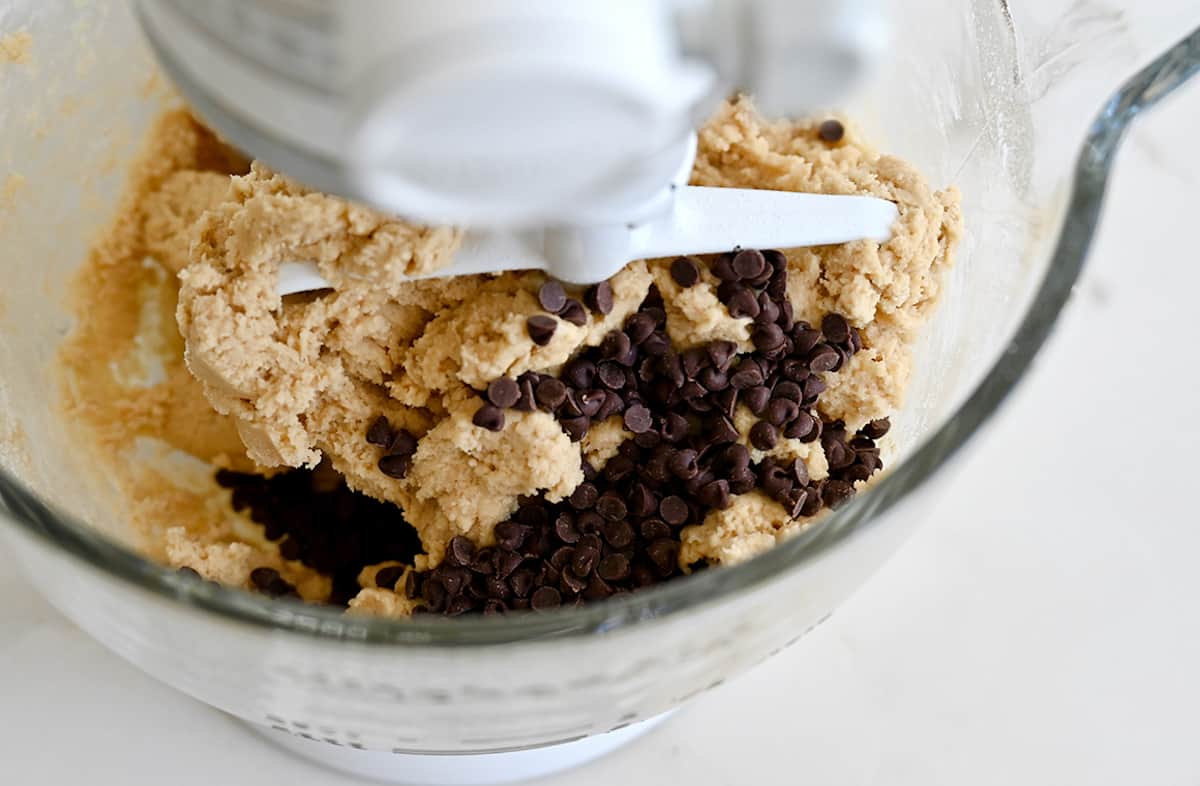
3 62 1199 786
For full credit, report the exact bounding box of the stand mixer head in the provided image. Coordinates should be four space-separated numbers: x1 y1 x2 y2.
134 0 894 284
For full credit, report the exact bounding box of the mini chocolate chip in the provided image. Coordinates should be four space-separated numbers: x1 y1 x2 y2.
472 404 506 432
647 539 680 576
857 452 881 475
661 412 690 443
708 341 737 372
629 484 658 517
848 327 864 353
641 519 671 541
780 487 809 517
530 586 562 610
602 519 635 549
803 376 827 401
596 493 627 522
659 495 690 525
822 479 855 509
669 448 700 479
756 296 780 326
698 367 729 392
792 328 822 354
806 348 844 374
631 563 657 587
862 417 891 439
560 299 588 326
514 375 537 411
374 565 405 590
634 430 662 449
750 421 779 450
538 280 567 313
366 416 393 447
762 249 787 271
563 358 596 389
494 521 529 552
601 330 633 360
773 381 804 403
726 288 761 319
732 249 767 280
777 299 795 331
387 430 418 457
825 439 855 470
569 482 599 510
709 416 740 444
558 390 584 418
561 416 591 442
766 273 788 301
584 576 614 600
759 461 793 499
670 256 701 287
487 377 521 408
684 468 715 497
597 553 631 582
404 569 422 598
784 411 816 440
561 567 589 595
605 455 637 483
597 362 627 390
577 390 605 418
555 514 580 544
641 332 670 357
697 479 731 510
849 435 877 452
623 403 653 433
628 312 658 343
712 254 738 281
278 538 301 561
744 385 772 415
722 443 751 468
517 505 549 528
730 363 765 389
378 454 412 479
818 119 845 143
448 536 476 566
535 377 569 410
571 544 600 577
250 567 281 591
728 466 757 494
842 462 874 483
681 348 708 379
766 398 800 427
821 314 851 344
585 281 614 314
549 545 575 571
527 315 557 346
752 323 785 352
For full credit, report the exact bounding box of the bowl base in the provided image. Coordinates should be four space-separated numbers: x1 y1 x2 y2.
247 712 672 785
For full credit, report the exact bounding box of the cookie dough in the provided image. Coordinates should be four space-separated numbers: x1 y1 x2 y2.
59 97 961 610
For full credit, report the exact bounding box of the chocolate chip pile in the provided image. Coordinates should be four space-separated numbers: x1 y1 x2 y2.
215 464 422 604
219 248 894 613
358 248 892 616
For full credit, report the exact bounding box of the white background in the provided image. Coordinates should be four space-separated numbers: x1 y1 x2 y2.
3 52 1200 786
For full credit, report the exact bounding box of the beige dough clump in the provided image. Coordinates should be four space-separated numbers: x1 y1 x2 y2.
397 401 582 567
679 491 802 566
581 416 633 470
348 563 423 618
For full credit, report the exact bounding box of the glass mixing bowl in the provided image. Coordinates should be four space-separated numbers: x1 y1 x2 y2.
1 0 1196 782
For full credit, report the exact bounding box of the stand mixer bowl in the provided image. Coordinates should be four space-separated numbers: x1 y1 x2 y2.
0 1 1195 783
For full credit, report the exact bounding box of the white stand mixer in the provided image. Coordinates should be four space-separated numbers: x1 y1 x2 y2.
135 0 893 287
